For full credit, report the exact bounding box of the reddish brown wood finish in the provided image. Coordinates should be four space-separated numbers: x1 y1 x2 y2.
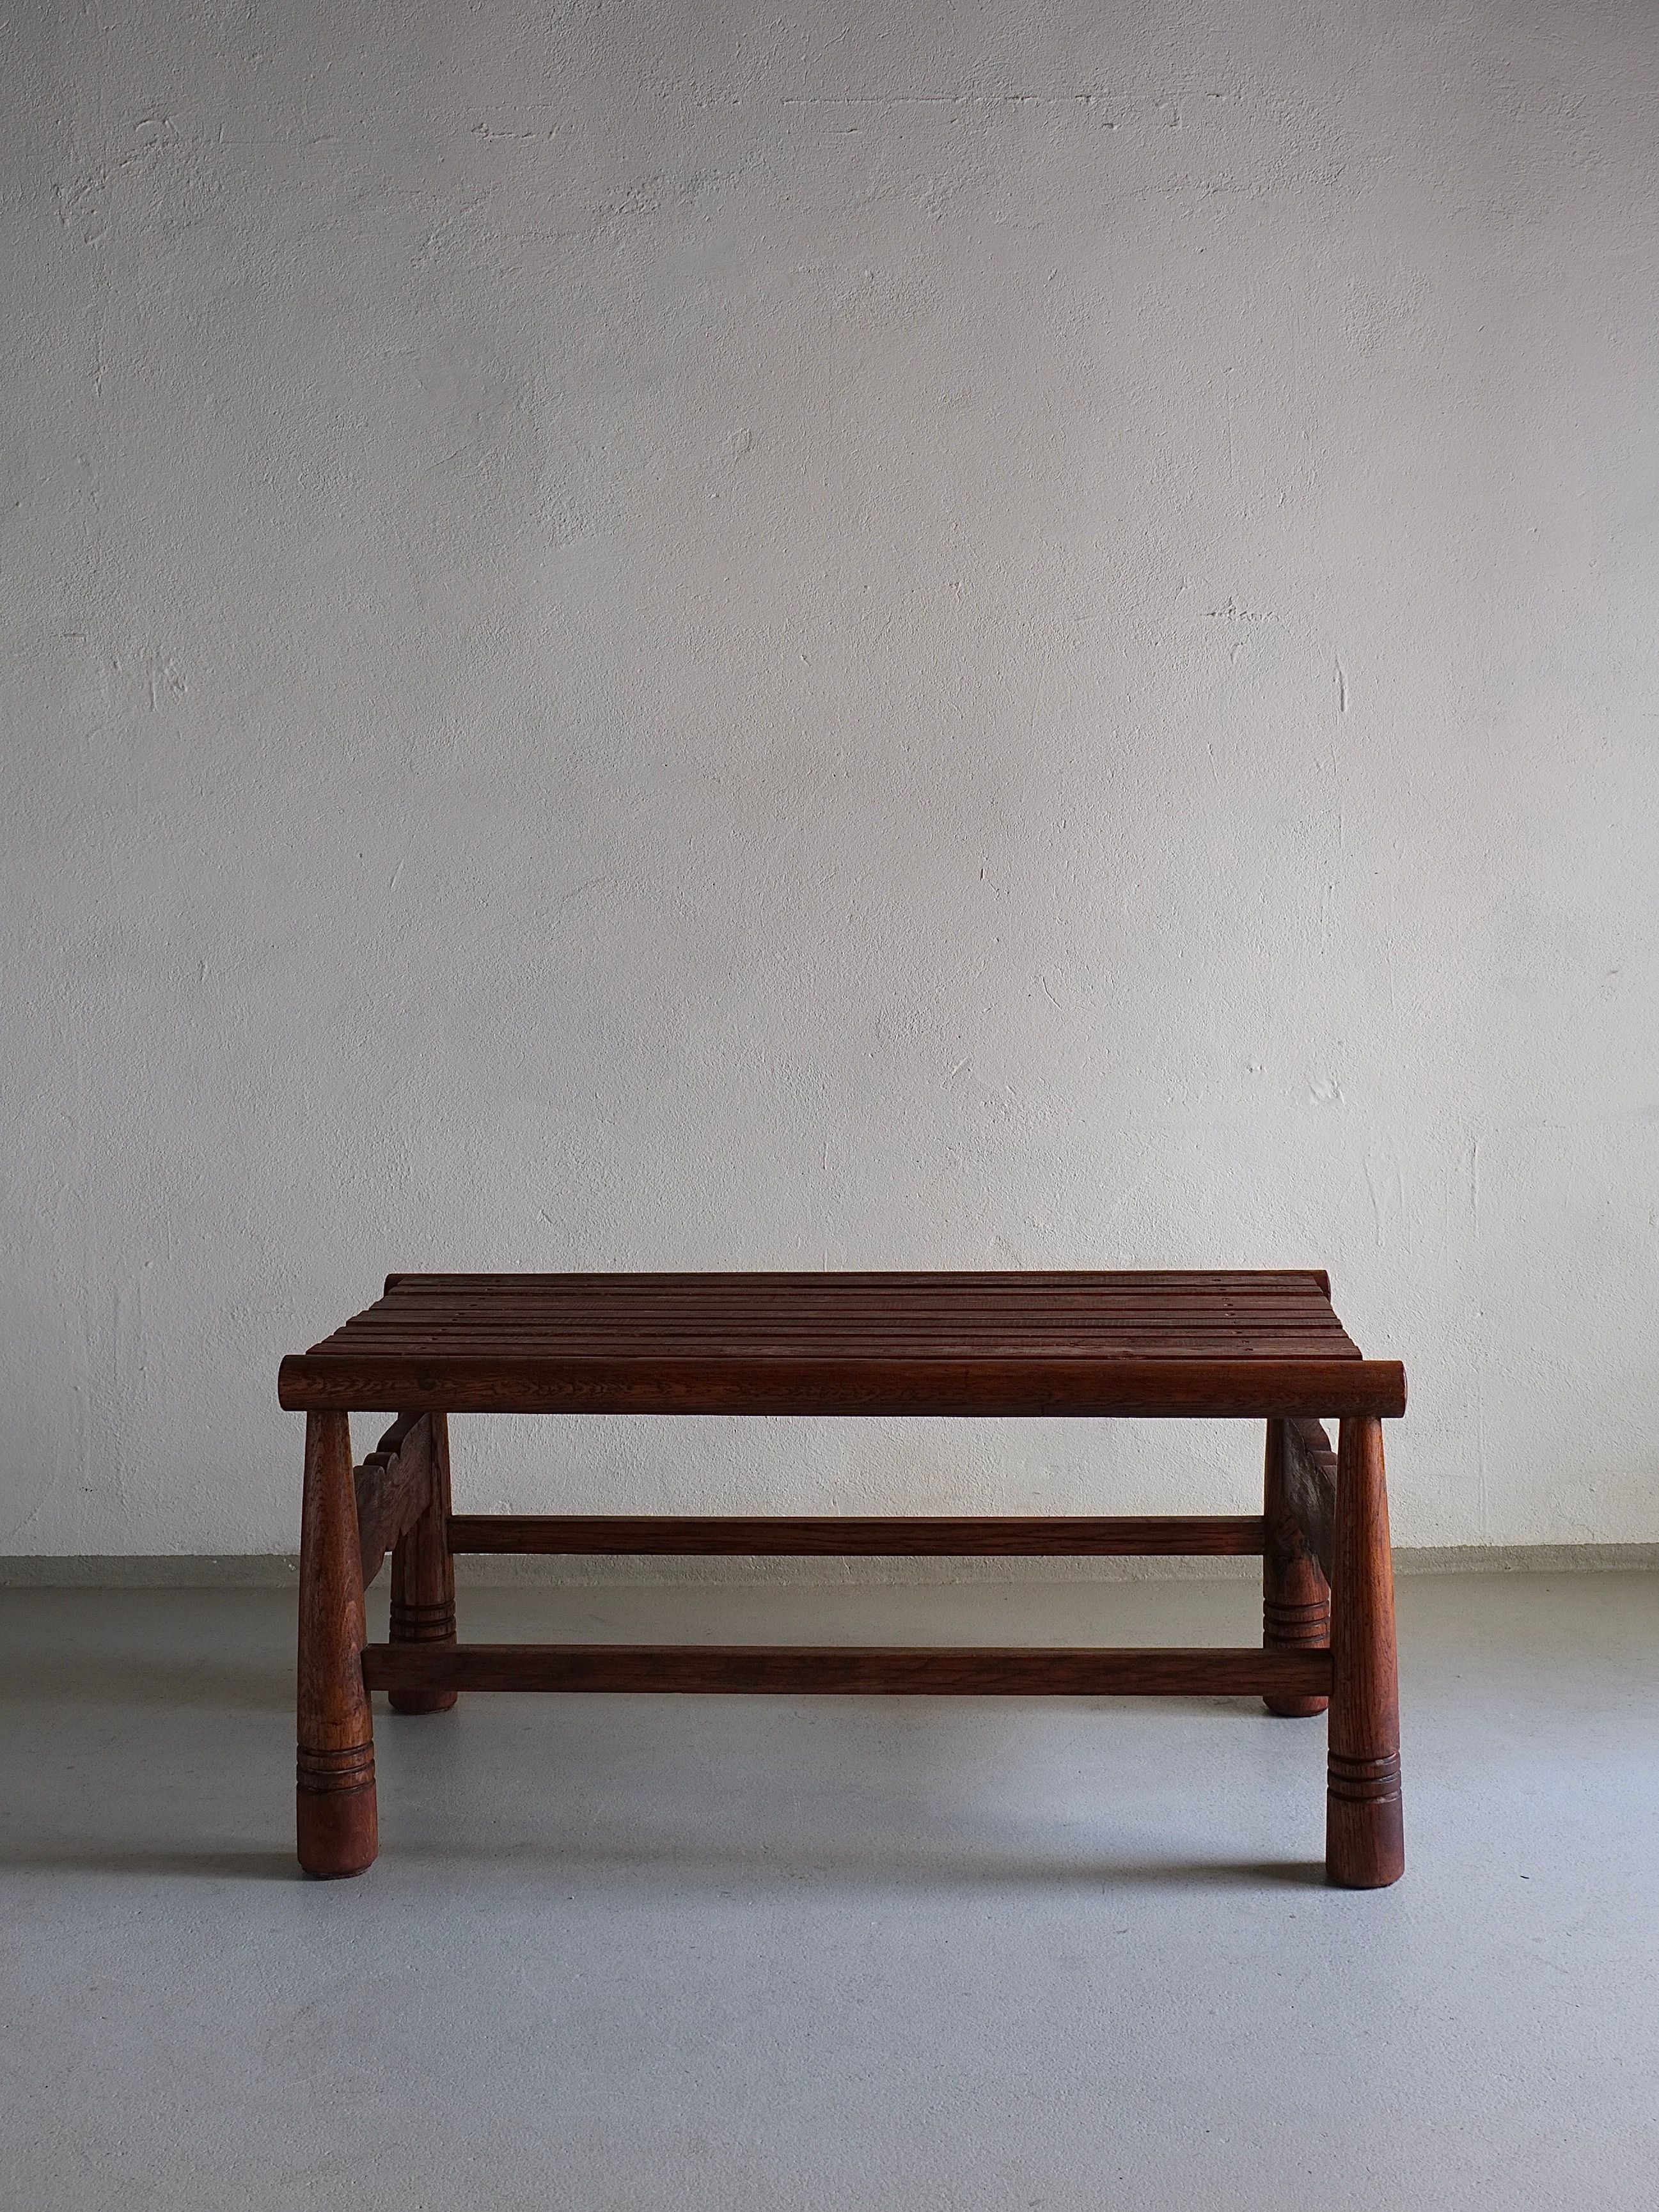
277 1271 1405 1419
354 1411 434 1587
447 1513 1268 1557
1326 1415 1404 1888
285 1269 1406 1886
1262 1418 1332 1718
1281 1416 1337 1580
282 1351 1404 1419
361 1642 1333 1700
295 1410 377 1878
388 1410 457 1716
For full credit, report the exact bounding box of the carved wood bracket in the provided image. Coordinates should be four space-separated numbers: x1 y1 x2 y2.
1280 1416 1337 1581
354 1413 436 1587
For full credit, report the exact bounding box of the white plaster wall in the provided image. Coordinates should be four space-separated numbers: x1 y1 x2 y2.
3 0 1657 1555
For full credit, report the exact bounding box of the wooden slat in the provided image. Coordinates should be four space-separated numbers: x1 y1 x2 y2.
356 1279 1344 1320
353 1293 1340 1305
279 1351 1406 1418
352 1413 434 1587
363 1290 1339 1311
358 1292 1344 1309
379 1282 1328 1290
314 1336 1362 1353
325 1344 1360 1363
359 1322 1345 1336
326 1315 1356 1336
359 1642 1335 1698
444 1513 1268 1557
385 1269 1334 1290
403 1294 1328 1302
368 1294 1335 1310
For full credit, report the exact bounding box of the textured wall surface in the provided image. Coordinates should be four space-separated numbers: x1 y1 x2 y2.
3 0 1656 1553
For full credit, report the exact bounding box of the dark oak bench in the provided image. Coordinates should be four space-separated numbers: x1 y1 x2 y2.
279 1270 1406 1886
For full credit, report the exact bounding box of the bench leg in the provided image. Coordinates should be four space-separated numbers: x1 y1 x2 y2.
389 1409 459 1714
1261 1417 1330 1718
296 1409 378 1878
1326 1414 1404 1887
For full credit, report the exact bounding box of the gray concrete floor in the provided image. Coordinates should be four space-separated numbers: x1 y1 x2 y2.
3 1571 1657 2209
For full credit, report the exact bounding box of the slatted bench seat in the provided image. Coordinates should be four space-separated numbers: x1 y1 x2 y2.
278 1269 1406 1886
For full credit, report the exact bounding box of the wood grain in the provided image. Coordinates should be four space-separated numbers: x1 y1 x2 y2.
1261 1418 1332 1718
388 1408 458 1716
382 1267 1336 1299
352 1411 434 1587
278 1271 1404 1418
446 1513 1269 1557
280 1351 1404 1418
359 1643 1335 1699
1326 1415 1404 1888
1280 1416 1337 1580
295 1409 377 1878
286 1267 1403 1883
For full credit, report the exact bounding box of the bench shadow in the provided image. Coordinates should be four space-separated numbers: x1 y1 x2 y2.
392 1832 1330 1892
0 1830 1328 1891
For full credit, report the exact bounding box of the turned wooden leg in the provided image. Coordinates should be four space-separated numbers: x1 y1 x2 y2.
1326 1414 1404 1888
389 1409 458 1715
296 1409 378 1878
1262 1417 1330 1718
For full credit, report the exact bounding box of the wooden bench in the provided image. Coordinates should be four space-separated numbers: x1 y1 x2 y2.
278 1269 1406 1886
